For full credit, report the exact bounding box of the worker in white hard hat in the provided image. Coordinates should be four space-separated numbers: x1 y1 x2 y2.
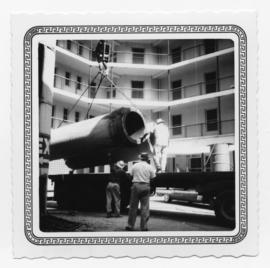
106 160 126 218
152 118 170 172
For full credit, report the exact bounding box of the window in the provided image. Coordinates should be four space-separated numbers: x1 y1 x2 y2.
106 88 116 99
98 166 104 173
89 166 95 173
112 51 117 62
171 47 182 63
63 108 68 121
51 105 55 128
92 50 97 61
54 67 58 87
76 76 82 90
75 111 80 122
67 40 72 50
205 72 217 93
171 80 182 100
131 81 144 99
172 114 182 135
65 72 70 86
206 109 218 131
78 45 83 55
190 157 202 172
132 48 144 64
204 40 216 54
90 82 96 98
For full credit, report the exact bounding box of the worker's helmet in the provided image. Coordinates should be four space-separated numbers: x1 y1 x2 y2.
139 152 149 161
156 118 165 124
115 160 126 169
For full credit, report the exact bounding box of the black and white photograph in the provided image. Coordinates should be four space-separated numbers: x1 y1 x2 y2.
41 38 236 233
11 12 258 258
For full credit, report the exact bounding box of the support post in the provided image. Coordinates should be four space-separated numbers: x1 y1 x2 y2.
167 40 170 64
216 56 222 134
38 42 56 218
110 67 113 112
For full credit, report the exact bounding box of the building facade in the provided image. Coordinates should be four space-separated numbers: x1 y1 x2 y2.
48 39 235 175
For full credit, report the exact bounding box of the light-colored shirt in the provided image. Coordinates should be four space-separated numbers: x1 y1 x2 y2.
131 161 156 183
154 123 169 146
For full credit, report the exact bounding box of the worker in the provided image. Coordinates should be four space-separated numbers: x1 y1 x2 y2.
152 118 170 172
106 160 126 218
125 152 156 231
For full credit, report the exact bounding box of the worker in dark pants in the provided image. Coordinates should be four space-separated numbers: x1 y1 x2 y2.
106 160 126 218
125 153 156 231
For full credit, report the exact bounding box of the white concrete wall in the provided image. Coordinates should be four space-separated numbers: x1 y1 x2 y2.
152 94 234 139
51 99 99 129
54 63 108 99
54 63 89 94
57 40 92 59
115 42 160 65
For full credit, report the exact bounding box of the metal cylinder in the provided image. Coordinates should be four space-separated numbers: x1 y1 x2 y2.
50 107 149 169
211 143 230 172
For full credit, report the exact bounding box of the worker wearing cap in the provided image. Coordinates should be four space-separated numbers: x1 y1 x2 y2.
106 160 126 218
125 153 156 231
152 118 170 172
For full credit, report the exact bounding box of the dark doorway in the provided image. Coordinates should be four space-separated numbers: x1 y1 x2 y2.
205 72 217 93
206 109 218 131
172 80 182 100
204 40 216 54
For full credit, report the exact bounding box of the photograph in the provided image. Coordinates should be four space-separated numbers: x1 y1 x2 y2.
12 14 258 257
40 38 236 233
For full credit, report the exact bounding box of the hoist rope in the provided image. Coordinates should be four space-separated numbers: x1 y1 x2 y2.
57 71 101 128
85 72 105 119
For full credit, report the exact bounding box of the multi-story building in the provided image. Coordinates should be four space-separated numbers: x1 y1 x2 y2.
48 39 235 175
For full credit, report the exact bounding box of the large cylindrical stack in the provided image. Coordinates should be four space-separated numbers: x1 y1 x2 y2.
50 107 148 169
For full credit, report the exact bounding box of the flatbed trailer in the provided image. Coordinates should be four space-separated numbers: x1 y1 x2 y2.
49 171 235 226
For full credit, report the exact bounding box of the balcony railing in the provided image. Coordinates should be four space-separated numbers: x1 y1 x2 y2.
52 116 234 139
53 74 234 102
170 119 234 138
56 40 96 61
54 74 90 95
56 40 234 65
168 75 234 101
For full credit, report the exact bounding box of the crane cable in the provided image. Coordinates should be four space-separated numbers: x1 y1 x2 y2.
85 72 105 119
57 71 101 128
84 70 140 120
104 74 139 111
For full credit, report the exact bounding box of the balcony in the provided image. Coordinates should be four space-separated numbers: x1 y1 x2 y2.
168 75 234 101
53 74 234 103
52 116 234 141
56 40 234 66
56 40 95 61
170 119 235 138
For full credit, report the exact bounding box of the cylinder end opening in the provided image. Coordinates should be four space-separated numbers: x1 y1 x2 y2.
124 111 145 143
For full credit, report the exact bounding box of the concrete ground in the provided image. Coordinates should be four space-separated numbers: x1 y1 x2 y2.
46 196 231 232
